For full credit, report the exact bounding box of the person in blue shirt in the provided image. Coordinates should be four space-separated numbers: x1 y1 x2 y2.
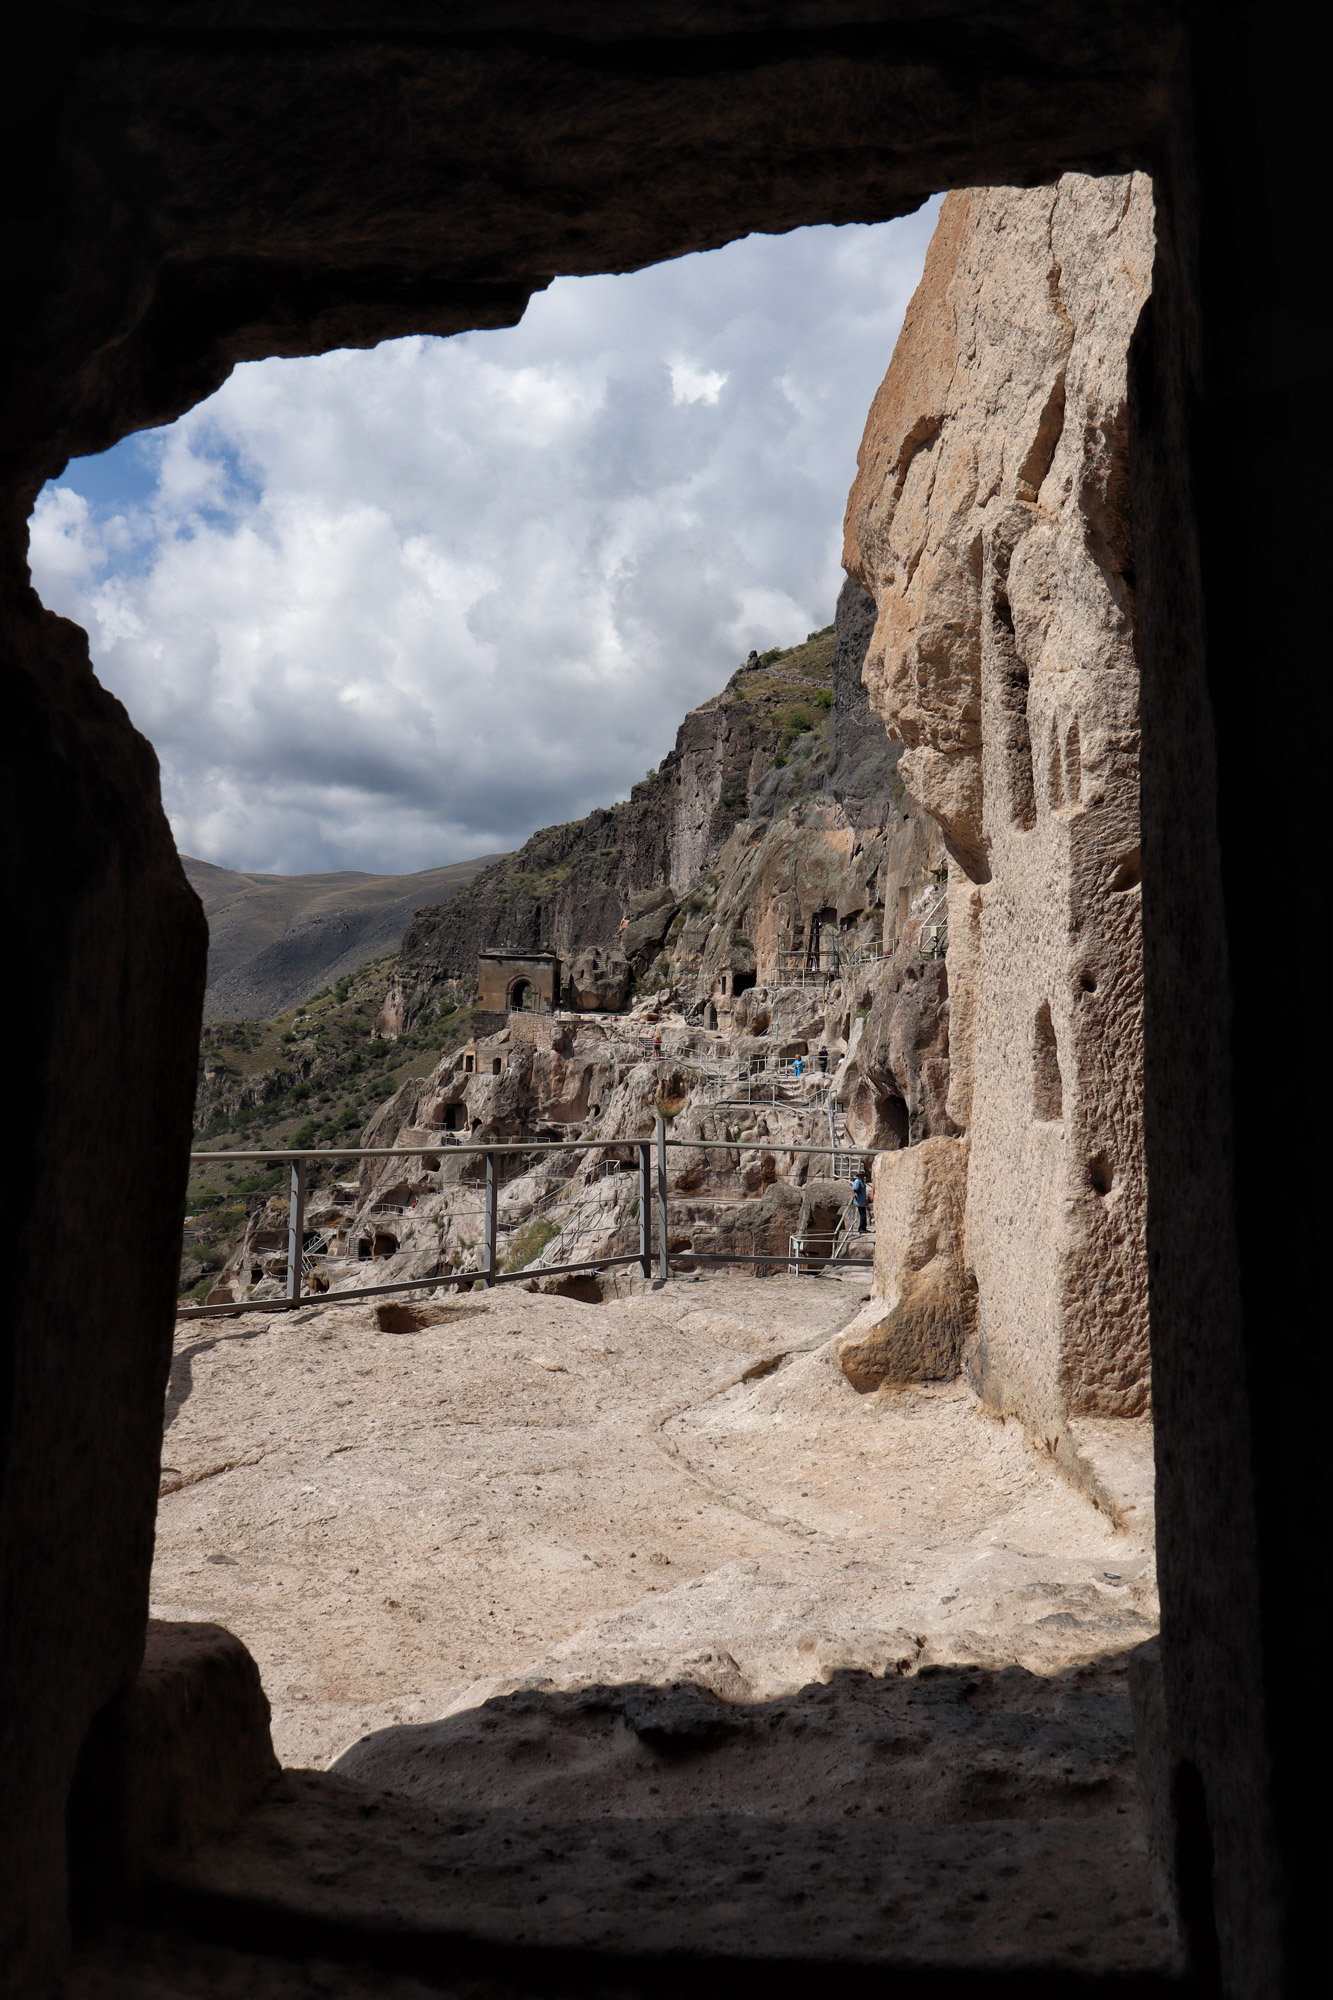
852 1170 869 1231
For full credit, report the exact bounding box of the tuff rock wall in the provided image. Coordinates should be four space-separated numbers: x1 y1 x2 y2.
843 174 1154 1435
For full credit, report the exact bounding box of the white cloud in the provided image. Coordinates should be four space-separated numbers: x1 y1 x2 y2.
29 203 940 875
669 361 728 406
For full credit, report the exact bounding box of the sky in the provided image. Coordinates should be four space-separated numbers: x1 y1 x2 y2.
28 203 939 877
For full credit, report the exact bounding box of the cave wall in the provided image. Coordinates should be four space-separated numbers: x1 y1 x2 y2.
0 6 1317 1997
844 173 1154 1437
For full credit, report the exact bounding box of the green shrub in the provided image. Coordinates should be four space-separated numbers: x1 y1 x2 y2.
502 1216 560 1272
292 1120 316 1148
779 705 816 750
813 688 833 711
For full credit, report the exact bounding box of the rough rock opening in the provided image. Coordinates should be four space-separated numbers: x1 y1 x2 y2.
1032 1001 1064 1123
1064 717 1083 805
882 1093 910 1147
992 590 1038 833
0 10 1315 1998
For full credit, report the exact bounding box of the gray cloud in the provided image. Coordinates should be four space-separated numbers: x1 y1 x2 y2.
29 205 938 874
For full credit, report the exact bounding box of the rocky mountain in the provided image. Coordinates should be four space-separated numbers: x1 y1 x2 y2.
377 578 940 1036
186 579 948 1303
187 852 504 1021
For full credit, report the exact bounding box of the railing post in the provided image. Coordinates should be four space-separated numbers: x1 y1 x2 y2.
482 1152 497 1287
638 1142 652 1279
285 1155 306 1302
655 1113 670 1284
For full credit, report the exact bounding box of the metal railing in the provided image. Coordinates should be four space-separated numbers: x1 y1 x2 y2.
789 1209 872 1273
700 1055 835 1106
182 1122 873 1319
758 942 887 984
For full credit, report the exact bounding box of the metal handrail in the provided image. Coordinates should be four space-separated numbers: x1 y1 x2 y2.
184 1127 876 1320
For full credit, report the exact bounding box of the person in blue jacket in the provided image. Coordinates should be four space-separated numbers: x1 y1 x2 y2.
852 1170 869 1231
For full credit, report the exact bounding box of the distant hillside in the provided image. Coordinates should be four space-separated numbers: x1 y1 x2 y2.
186 852 507 1020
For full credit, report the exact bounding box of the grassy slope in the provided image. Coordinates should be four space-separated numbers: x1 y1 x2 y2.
182 957 477 1300
703 625 837 722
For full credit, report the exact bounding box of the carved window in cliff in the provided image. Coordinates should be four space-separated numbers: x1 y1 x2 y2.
805 908 838 970
1048 714 1066 810
991 578 1037 832
882 1093 910 1148
1032 1002 1063 1121
1064 718 1082 805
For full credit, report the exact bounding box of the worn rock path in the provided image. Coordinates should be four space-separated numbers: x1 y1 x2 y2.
151 1275 1155 1769
130 1275 1176 1977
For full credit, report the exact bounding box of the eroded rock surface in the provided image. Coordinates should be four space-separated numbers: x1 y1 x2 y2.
844 175 1153 1433
143 1273 1167 1977
836 1138 971 1391
383 584 935 1034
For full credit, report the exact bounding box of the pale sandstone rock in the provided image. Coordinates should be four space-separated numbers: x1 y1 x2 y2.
565 944 631 1013
835 1137 971 1391
838 951 956 1151
843 174 1153 1429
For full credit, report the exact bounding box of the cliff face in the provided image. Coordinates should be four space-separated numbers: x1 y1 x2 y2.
381 641 817 1030
843 172 1154 1435
380 586 939 1034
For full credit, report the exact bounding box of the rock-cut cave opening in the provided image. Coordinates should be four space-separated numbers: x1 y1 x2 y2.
93 188 1174 1986
52 191 1176 1984
4 19 1312 1992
